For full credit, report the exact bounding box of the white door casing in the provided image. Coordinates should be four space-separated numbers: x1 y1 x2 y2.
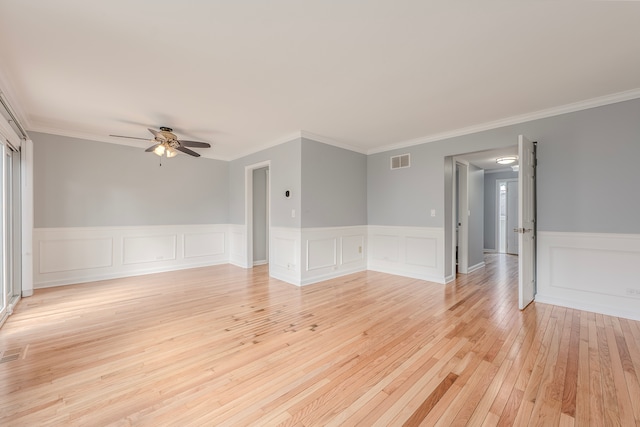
518 135 536 309
455 160 469 274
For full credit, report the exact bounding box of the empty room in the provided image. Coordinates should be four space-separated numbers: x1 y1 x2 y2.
1 2 640 425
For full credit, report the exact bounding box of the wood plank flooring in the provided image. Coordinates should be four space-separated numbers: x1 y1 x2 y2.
1 254 640 426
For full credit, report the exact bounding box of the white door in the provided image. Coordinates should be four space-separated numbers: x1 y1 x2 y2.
506 180 518 255
518 135 536 309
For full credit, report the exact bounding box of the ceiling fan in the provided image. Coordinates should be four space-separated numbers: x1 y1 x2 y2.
109 127 211 158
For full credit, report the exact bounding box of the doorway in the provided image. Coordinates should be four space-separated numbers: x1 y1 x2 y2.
454 160 469 274
497 179 518 255
252 167 269 266
245 161 271 269
445 136 536 310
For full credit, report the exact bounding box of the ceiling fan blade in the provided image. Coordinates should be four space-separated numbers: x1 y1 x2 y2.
145 144 160 152
179 140 211 148
109 134 152 141
148 128 162 139
175 146 201 157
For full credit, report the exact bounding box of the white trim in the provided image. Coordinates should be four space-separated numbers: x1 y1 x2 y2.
453 159 469 274
33 224 229 288
229 133 302 161
466 262 485 274
535 294 640 322
368 88 640 155
368 225 446 284
536 231 640 321
301 226 367 286
20 140 33 297
228 224 248 268
269 226 301 286
245 160 271 271
300 131 367 154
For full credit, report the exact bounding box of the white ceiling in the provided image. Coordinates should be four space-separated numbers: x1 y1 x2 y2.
456 146 519 172
1 1 639 160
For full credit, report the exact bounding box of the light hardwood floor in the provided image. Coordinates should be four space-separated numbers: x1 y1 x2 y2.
1 254 640 426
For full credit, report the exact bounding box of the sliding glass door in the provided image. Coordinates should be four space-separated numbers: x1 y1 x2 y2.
0 140 20 325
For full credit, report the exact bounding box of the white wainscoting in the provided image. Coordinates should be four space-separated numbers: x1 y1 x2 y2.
269 226 301 285
300 226 367 286
368 226 446 284
34 224 229 288
537 231 640 321
228 224 248 268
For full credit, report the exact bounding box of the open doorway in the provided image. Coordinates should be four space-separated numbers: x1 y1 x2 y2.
245 161 271 269
497 178 518 255
252 167 269 266
445 138 536 309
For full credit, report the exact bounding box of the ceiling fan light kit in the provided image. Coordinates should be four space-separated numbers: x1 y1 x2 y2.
109 126 211 159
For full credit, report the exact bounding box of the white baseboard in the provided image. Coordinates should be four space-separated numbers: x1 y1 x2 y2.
367 225 446 284
301 226 368 286
537 231 640 321
535 294 640 322
34 224 229 288
269 226 368 287
467 262 486 274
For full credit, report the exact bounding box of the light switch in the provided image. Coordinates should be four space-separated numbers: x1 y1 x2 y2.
291 209 296 218
431 209 436 217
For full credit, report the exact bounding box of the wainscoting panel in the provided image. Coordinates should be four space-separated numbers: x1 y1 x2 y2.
34 225 229 288
368 226 445 284
269 227 301 286
228 224 247 268
184 232 226 259
306 238 337 272
300 226 367 286
39 238 113 274
537 231 640 321
405 236 437 268
123 235 177 265
342 234 365 265
371 234 399 263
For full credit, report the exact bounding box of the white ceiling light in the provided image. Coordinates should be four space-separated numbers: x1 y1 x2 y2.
496 156 518 165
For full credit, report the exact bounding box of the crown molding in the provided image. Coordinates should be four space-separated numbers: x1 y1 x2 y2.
367 88 640 155
27 125 230 161
299 131 368 154
227 131 303 161
0 69 32 131
227 130 367 161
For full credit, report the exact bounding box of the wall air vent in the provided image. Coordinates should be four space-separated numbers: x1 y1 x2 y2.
390 154 410 170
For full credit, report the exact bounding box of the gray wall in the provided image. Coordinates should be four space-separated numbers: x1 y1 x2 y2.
484 170 519 250
32 132 228 227
229 138 301 227
468 164 485 268
252 167 268 262
368 97 640 234
301 138 367 227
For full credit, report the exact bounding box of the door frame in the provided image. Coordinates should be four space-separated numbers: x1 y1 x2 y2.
444 139 537 310
451 158 469 275
245 160 271 269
